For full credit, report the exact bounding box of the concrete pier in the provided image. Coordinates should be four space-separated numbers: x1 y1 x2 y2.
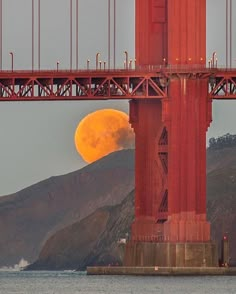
123 241 218 267
87 266 236 276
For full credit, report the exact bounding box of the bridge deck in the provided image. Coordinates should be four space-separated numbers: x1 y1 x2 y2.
0 67 235 101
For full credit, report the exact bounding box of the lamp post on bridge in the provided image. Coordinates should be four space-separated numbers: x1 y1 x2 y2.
129 59 133 69
96 52 100 70
212 51 217 67
9 52 13 72
87 59 90 70
56 61 59 72
124 51 128 70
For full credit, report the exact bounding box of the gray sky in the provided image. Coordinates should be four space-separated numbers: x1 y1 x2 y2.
0 0 235 196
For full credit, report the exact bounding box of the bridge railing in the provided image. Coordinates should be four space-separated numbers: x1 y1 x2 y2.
0 64 235 75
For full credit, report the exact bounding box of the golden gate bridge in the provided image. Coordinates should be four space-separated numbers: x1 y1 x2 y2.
0 0 235 101
0 0 236 267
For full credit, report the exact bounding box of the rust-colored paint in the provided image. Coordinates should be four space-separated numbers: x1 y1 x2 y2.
135 0 206 66
132 0 211 242
135 0 168 66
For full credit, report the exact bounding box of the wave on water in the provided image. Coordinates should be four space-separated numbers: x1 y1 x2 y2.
0 258 29 271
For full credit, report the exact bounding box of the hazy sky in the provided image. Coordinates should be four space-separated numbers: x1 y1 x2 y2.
0 0 235 196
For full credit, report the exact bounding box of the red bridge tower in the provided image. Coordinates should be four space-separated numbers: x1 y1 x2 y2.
125 0 218 266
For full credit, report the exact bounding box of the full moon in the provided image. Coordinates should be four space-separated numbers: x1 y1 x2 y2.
74 109 135 163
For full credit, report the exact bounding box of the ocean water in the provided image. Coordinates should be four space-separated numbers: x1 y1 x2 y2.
0 270 236 294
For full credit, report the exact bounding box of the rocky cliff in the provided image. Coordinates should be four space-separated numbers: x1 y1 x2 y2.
0 149 134 267
27 191 134 270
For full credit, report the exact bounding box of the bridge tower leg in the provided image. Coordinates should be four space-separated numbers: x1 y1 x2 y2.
124 0 218 267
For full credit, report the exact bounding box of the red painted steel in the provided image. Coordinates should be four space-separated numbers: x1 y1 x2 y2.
76 0 79 70
135 0 167 66
0 68 235 100
0 70 168 101
32 0 34 71
131 0 210 243
130 99 168 241
0 0 235 246
0 0 2 70
38 0 41 70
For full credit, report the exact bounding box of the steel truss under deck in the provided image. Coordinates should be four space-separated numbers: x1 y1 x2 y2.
209 71 236 99
0 68 235 101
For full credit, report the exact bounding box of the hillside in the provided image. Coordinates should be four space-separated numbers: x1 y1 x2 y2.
28 145 236 270
1 138 236 269
0 149 134 267
207 147 236 265
27 191 134 270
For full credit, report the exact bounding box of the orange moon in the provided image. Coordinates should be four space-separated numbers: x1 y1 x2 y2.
74 109 134 163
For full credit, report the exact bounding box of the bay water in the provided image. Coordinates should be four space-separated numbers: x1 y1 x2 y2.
0 270 235 294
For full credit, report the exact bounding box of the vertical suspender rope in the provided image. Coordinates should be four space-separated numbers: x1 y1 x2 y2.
113 0 116 69
76 0 78 70
229 0 232 68
0 0 2 70
32 0 34 71
70 0 72 70
226 0 232 68
226 0 228 68
108 0 110 69
38 0 41 70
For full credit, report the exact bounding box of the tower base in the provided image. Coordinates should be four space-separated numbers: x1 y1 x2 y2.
124 241 218 267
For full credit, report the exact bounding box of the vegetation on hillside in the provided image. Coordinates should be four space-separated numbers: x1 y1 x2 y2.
208 133 236 150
